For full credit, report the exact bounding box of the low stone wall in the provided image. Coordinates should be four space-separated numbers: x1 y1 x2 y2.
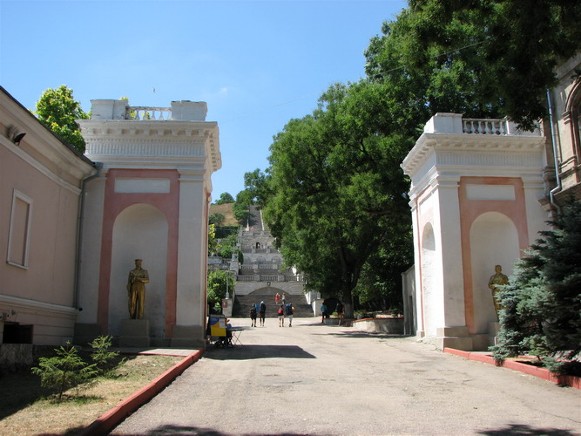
0 344 55 371
352 317 404 334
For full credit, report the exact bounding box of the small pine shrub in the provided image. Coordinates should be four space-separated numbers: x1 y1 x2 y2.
492 200 581 373
31 342 98 401
89 335 121 376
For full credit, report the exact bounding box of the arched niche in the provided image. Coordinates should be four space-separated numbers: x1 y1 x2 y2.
109 204 168 339
469 212 519 333
421 223 439 336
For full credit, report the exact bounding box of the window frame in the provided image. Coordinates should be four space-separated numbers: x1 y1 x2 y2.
6 189 33 269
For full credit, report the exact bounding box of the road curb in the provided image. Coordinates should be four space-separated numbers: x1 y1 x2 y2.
82 349 204 435
444 348 580 389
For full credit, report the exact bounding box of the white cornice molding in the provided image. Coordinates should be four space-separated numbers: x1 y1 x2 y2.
0 293 78 318
404 132 547 199
78 119 221 173
402 132 546 178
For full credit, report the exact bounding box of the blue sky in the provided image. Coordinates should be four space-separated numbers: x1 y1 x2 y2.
1 0 407 198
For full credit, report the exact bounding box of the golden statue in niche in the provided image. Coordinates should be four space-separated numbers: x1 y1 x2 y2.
127 259 149 319
488 264 508 319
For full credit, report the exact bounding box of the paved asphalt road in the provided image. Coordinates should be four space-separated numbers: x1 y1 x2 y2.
112 317 581 436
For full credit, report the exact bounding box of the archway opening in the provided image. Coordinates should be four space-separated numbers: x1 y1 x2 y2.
421 223 439 336
109 204 168 339
470 212 519 333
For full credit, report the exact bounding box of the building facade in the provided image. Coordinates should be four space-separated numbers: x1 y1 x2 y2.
0 87 97 348
1 91 221 353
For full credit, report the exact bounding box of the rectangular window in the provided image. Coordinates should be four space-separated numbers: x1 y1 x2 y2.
7 190 33 268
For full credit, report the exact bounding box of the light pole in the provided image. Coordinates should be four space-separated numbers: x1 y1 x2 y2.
225 272 229 299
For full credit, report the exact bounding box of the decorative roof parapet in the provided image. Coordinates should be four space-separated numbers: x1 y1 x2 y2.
422 112 541 136
402 113 545 178
89 99 208 121
78 99 221 173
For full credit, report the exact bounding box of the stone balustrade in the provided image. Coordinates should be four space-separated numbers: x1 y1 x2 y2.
89 99 208 122
235 274 301 283
462 118 508 135
127 106 172 121
240 246 278 254
422 113 541 137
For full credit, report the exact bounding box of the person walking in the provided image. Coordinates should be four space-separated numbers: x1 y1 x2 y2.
320 302 328 324
277 304 285 327
274 292 281 305
250 305 257 327
259 301 266 326
285 303 294 327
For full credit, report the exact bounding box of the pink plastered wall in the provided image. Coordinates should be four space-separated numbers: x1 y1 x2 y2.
458 176 530 333
97 169 179 337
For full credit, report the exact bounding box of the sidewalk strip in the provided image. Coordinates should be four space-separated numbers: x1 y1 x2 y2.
443 348 580 389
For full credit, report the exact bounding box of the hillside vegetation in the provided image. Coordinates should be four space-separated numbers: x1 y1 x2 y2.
209 203 238 226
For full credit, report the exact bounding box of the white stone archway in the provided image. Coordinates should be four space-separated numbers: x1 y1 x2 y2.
109 204 168 339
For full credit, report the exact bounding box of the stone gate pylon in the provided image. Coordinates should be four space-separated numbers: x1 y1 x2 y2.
75 99 220 348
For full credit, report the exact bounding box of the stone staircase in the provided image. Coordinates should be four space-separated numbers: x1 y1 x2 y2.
232 206 312 317
235 293 313 318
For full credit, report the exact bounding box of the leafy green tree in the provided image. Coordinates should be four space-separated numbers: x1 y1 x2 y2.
35 85 88 153
260 0 580 313
215 232 237 258
207 270 235 310
233 189 252 224
208 223 217 255
493 201 581 372
31 342 98 401
264 81 413 310
214 192 235 205
365 0 581 129
243 168 271 207
354 226 414 312
209 213 225 226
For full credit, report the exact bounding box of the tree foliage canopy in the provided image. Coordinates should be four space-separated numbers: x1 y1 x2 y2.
232 169 270 225
207 269 235 311
214 192 235 205
365 0 581 129
260 0 580 311
35 85 88 153
264 82 413 307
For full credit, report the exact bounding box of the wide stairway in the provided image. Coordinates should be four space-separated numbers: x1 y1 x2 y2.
235 293 313 318
232 206 312 318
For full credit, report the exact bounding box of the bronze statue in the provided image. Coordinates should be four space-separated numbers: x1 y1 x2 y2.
127 259 149 319
488 264 508 318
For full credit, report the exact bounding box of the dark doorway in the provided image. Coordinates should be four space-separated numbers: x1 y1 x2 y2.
3 323 33 344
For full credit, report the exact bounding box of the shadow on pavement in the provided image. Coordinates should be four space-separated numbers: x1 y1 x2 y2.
311 331 407 339
477 423 577 435
123 424 309 435
203 344 315 360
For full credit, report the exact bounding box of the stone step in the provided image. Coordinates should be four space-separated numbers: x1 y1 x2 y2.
234 294 313 318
